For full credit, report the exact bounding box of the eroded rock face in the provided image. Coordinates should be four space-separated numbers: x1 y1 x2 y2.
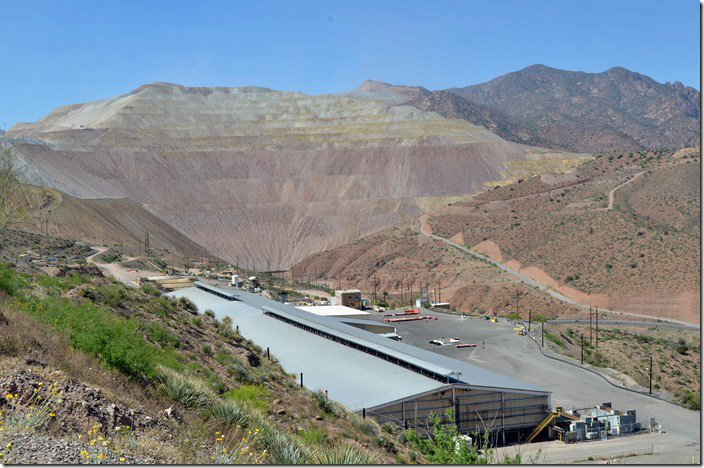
9 82 538 269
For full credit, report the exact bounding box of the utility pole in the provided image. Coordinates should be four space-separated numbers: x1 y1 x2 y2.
516 290 520 320
410 279 414 307
596 306 599 348
589 307 593 345
438 282 441 303
581 333 584 365
541 321 544 347
649 354 653 394
373 273 377 304
528 307 532 332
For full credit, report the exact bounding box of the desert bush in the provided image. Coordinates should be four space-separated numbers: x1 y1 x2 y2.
204 309 215 319
178 296 198 314
156 366 214 409
313 390 344 417
374 433 397 453
676 338 689 355
682 390 700 410
381 422 397 434
348 413 379 436
311 442 379 464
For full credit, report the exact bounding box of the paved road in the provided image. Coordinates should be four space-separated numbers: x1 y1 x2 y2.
548 319 699 331
371 309 700 464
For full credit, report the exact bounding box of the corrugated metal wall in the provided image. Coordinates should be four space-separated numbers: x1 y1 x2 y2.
369 386 549 437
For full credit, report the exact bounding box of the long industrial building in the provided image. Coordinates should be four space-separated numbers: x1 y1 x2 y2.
167 281 551 443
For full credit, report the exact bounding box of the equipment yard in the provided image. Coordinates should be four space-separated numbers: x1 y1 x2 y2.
369 309 700 464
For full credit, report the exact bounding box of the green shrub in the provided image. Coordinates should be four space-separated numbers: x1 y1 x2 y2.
544 331 564 348
224 385 270 412
147 324 180 348
140 284 161 297
0 264 23 296
405 410 521 464
156 365 214 409
676 338 689 355
682 391 700 410
204 309 215 319
19 294 179 380
311 442 379 464
299 427 329 446
97 283 127 307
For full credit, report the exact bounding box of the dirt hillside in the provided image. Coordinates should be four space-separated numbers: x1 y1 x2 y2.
294 148 700 323
7 82 585 270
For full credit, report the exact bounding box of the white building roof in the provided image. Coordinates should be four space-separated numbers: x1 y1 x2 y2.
296 305 370 317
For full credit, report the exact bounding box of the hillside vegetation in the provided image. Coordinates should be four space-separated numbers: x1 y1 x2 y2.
0 263 415 464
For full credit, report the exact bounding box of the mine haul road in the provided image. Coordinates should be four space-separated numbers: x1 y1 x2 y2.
417 215 699 328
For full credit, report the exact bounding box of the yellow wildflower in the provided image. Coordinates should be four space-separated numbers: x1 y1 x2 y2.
5 394 12 399
215 431 220 435
97 454 105 460
120 458 126 462
49 413 55 417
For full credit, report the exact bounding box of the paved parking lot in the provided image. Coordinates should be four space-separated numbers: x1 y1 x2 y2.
370 309 700 464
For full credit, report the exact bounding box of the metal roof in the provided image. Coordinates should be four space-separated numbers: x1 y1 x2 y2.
167 282 548 409
167 286 445 410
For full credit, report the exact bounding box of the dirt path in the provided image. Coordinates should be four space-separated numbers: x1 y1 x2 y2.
607 171 645 209
86 246 160 288
417 225 699 328
418 214 433 236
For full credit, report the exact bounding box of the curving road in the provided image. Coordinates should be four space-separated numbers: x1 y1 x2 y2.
417 217 699 329
548 319 699 331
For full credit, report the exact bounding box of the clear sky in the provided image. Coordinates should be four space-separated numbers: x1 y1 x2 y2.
1 0 699 128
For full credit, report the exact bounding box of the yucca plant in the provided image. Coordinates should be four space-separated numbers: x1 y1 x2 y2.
156 365 214 409
258 424 309 464
206 399 253 430
311 442 380 464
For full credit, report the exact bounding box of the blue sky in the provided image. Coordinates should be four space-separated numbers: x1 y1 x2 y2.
1 0 699 128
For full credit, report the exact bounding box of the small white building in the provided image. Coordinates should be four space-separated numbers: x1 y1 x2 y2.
335 289 362 309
